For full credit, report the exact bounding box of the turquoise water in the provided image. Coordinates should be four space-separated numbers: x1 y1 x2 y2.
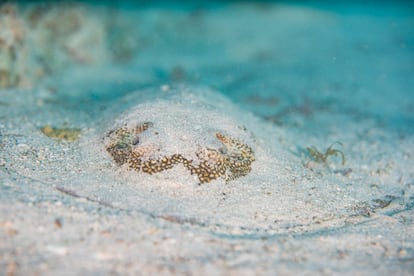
49 0 414 133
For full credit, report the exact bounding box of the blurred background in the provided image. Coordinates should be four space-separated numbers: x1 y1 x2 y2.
1 0 413 132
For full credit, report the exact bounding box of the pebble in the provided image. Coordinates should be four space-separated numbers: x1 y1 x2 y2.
16 143 30 153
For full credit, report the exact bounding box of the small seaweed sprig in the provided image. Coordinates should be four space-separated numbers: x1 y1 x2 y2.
306 142 346 165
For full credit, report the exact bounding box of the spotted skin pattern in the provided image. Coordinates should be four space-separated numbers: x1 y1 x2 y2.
105 122 255 183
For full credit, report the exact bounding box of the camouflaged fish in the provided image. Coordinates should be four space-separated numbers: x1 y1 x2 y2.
105 122 255 183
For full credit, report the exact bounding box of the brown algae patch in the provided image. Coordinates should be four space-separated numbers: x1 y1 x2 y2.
41 125 81 141
104 121 255 184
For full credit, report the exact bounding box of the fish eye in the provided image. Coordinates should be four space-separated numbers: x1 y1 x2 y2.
132 136 140 145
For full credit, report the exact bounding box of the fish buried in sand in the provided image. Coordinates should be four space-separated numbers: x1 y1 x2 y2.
104 122 255 183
